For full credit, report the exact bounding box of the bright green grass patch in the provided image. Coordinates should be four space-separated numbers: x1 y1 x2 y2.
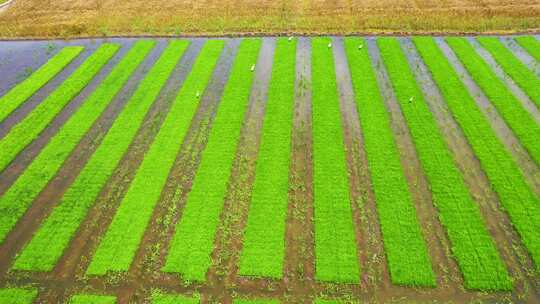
0 288 37 304
446 37 540 166
413 36 540 274
379 37 511 290
151 291 199 304
69 294 116 304
477 37 540 111
344 37 434 287
162 38 261 281
0 41 154 245
12 40 188 272
514 36 540 63
238 38 296 279
0 46 83 123
311 37 359 283
86 40 224 276
0 43 119 172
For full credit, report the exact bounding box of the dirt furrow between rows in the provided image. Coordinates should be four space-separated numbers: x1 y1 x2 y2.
281 37 316 303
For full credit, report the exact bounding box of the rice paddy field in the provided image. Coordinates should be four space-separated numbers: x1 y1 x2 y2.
0 35 539 303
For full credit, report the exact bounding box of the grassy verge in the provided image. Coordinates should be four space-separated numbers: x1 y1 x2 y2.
0 41 154 245
151 291 199 304
12 40 188 272
446 37 540 166
162 38 261 281
514 36 540 62
2 1 540 38
311 37 359 283
0 43 119 172
413 36 540 275
379 37 511 290
0 288 37 304
86 40 224 275
344 37 434 287
0 46 83 123
69 295 116 304
238 38 296 279
477 37 540 110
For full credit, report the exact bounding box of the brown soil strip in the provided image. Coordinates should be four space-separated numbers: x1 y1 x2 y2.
436 38 540 195
0 41 143 277
366 38 461 292
281 37 316 304
125 38 239 303
500 37 540 77
43 40 204 302
0 42 132 193
206 37 276 304
1 271 528 304
467 37 540 125
402 38 539 301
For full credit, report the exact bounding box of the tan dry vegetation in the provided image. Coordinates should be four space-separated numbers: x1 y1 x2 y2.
0 0 539 39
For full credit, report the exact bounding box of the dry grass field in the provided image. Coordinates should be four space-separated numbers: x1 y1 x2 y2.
0 0 540 38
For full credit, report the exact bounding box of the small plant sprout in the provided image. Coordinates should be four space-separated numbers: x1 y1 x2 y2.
251 64 255 72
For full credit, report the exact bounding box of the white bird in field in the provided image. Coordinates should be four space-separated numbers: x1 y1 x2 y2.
288 36 293 41
251 64 255 72
409 96 414 102
328 42 332 48
196 91 200 98
358 44 363 50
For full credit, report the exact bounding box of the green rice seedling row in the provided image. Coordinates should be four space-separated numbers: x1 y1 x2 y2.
446 37 540 166
86 40 224 275
0 41 154 245
238 38 296 279
0 288 37 304
413 36 540 274
151 291 199 304
0 46 83 123
68 294 116 304
344 37 434 287
0 44 119 172
514 36 540 62
12 41 187 272
477 37 540 110
162 38 261 281
378 37 511 290
311 37 359 283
